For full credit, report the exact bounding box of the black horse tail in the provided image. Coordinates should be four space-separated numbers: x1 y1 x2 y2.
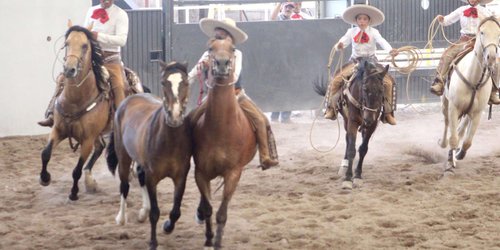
142 85 152 93
106 132 118 176
313 75 329 97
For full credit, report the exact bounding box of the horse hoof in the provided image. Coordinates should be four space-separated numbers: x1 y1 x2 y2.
353 178 363 188
68 193 79 201
341 181 353 190
438 138 448 148
195 213 204 225
116 212 127 226
137 208 149 223
39 172 51 186
337 166 348 176
163 220 175 234
443 169 455 178
455 149 466 160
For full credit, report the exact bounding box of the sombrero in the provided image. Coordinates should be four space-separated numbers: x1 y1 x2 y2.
342 5 385 27
199 18 248 44
461 0 493 4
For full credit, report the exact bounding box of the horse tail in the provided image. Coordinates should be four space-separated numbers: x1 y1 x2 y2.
313 75 328 97
106 132 119 176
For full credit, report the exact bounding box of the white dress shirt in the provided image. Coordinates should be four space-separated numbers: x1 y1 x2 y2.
337 26 392 59
188 49 243 84
84 4 129 53
442 5 492 35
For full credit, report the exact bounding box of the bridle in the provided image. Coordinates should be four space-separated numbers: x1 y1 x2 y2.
205 43 237 88
63 39 92 87
344 69 384 114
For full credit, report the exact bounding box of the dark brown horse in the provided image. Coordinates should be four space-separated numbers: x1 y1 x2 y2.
39 23 112 200
316 59 388 189
190 38 257 249
106 61 191 250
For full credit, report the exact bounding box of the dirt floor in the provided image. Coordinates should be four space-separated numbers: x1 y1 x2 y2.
1 104 499 250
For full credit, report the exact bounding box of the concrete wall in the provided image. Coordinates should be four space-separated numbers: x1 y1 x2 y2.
0 0 92 137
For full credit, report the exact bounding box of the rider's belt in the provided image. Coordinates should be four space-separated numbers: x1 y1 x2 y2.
102 51 121 64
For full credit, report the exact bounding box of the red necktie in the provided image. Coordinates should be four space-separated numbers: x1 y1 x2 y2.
91 8 109 24
354 31 370 44
463 7 478 18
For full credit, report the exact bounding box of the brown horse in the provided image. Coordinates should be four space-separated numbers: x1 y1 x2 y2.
316 59 388 189
39 23 112 200
190 38 257 249
106 61 191 250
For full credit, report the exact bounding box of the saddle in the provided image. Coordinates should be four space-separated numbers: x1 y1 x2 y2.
445 43 475 89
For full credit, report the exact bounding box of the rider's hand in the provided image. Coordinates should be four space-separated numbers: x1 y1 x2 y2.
390 49 399 57
437 15 444 23
336 42 344 50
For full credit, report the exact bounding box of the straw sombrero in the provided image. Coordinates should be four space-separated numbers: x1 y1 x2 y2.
342 5 385 27
461 0 493 4
199 18 248 44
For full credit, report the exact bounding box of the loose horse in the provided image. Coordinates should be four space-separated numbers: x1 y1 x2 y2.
439 16 500 173
190 38 257 249
106 61 191 250
39 23 112 200
315 60 389 189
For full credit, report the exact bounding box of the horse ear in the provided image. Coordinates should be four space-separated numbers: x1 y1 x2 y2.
182 61 188 69
158 60 168 69
383 65 390 75
67 19 73 28
87 22 94 31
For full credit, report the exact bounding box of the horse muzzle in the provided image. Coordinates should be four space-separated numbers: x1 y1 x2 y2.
63 66 79 78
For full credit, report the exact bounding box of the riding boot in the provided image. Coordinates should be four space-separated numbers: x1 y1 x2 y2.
489 86 500 105
381 77 396 125
38 75 64 127
430 76 444 96
259 126 279 170
324 78 344 120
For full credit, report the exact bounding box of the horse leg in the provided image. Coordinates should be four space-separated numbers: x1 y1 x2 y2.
146 178 160 250
438 96 449 148
40 131 63 186
163 163 190 234
342 124 358 190
69 139 94 201
446 106 460 172
83 137 105 193
214 171 242 249
338 133 349 176
115 153 132 225
354 127 375 188
456 114 480 160
136 165 150 223
457 116 469 141
195 171 214 248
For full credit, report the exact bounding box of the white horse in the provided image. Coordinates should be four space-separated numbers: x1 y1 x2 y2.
439 16 500 173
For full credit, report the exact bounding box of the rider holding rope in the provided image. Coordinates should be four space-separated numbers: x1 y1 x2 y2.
430 0 500 104
323 4 398 125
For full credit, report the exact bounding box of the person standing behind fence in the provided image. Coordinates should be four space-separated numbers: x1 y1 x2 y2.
38 0 129 127
430 0 500 104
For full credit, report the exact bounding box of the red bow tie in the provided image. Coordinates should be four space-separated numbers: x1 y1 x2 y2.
291 13 303 20
463 7 478 18
354 31 370 44
91 8 109 24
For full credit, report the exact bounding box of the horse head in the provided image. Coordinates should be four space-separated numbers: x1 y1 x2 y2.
63 21 103 83
357 60 388 127
159 61 190 127
477 16 500 70
207 38 235 83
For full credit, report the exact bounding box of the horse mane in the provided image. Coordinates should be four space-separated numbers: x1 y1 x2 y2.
163 61 188 75
65 26 105 92
478 16 500 29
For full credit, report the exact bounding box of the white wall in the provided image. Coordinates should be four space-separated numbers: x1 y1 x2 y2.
0 0 92 137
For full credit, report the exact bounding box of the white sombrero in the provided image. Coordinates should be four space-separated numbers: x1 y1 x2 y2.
199 18 248 44
461 0 493 4
342 5 385 27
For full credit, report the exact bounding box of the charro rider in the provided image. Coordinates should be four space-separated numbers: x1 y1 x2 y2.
38 0 140 127
187 18 279 170
429 0 500 104
323 4 398 125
